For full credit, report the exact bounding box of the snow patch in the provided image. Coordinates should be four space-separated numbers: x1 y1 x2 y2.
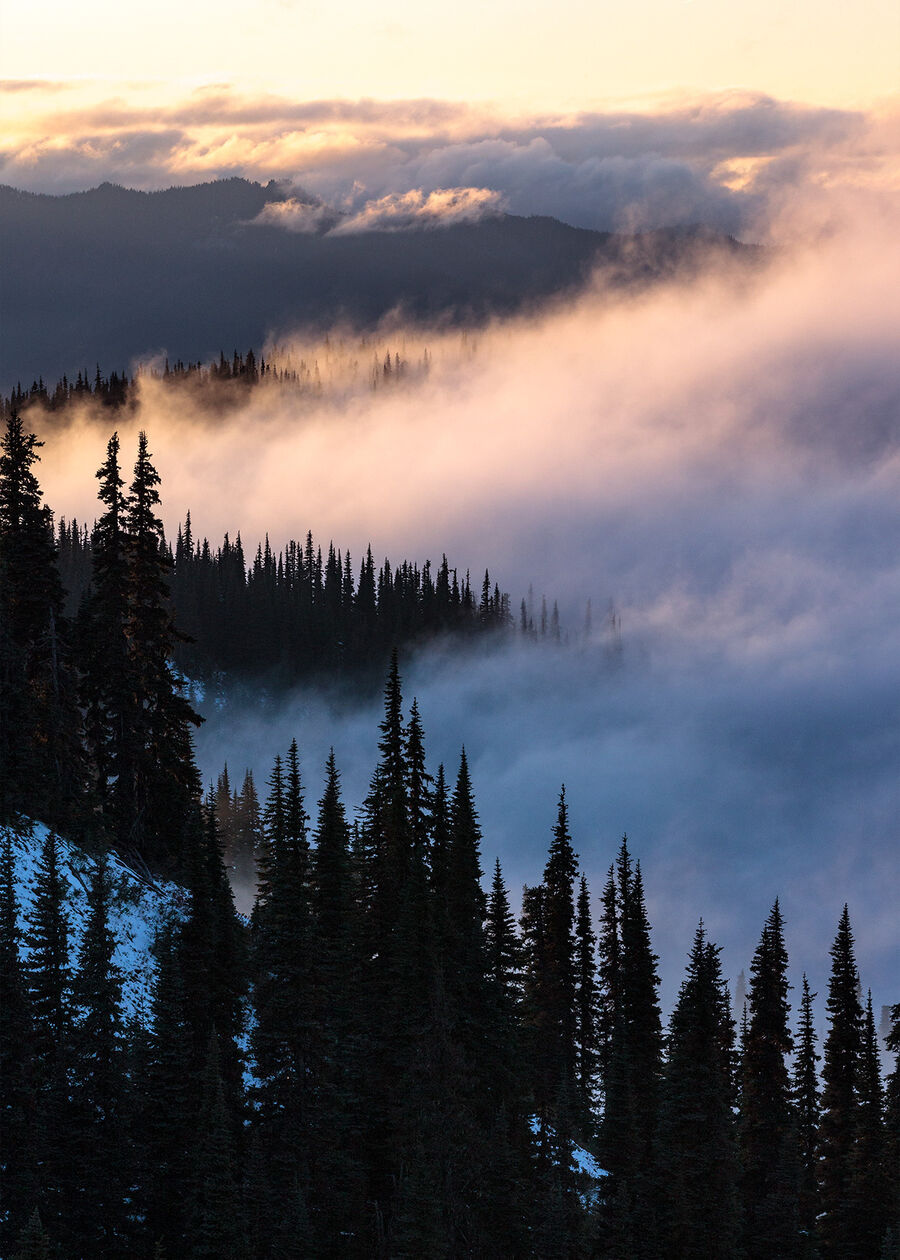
4 820 187 1024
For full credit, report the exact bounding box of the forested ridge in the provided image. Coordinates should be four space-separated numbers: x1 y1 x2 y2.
1 345 430 426
1 409 898 1259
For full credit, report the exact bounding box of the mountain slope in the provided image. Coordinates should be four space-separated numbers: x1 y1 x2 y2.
0 179 754 387
4 820 185 1024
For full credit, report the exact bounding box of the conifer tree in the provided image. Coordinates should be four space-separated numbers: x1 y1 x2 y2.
256 753 286 920
80 432 133 835
595 863 620 1107
883 1001 900 1258
740 899 799 1258
539 788 579 1121
657 924 740 1260
599 841 663 1256
123 431 202 865
793 974 820 1255
819 905 864 1257
574 873 599 1129
844 992 888 1258
0 416 83 828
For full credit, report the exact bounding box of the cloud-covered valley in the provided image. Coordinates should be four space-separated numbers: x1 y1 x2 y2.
33 203 900 1014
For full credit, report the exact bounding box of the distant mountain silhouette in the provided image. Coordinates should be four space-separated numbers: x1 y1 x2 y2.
0 179 756 387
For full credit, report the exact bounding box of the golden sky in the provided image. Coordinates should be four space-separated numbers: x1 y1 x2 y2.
2 0 898 112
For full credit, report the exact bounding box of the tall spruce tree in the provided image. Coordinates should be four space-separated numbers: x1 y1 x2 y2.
574 873 599 1131
844 992 888 1259
656 924 740 1260
0 416 83 829
595 862 620 1109
540 788 579 1122
599 840 664 1257
819 905 864 1257
740 899 799 1258
123 431 202 865
80 432 133 838
793 974 820 1256
883 1001 900 1258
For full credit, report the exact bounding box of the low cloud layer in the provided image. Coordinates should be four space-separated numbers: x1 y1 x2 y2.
3 82 897 236
33 200 900 1017
250 186 505 234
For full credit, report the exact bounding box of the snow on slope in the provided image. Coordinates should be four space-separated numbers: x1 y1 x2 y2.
3 820 187 1024
528 1116 609 1199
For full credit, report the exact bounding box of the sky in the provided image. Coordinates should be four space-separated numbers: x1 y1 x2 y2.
2 0 899 111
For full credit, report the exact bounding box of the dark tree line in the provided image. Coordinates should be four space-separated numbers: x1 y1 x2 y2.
57 508 512 689
1 344 428 426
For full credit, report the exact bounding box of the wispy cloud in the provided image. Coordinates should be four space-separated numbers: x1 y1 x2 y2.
327 187 505 233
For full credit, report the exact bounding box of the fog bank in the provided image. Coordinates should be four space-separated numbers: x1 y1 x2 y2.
35 207 900 1014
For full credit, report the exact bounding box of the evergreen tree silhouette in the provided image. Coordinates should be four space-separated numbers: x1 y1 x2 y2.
819 905 864 1257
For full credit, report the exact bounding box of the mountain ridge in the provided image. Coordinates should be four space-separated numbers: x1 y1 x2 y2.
0 177 757 388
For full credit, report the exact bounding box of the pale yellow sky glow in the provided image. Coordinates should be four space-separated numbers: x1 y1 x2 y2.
2 0 898 112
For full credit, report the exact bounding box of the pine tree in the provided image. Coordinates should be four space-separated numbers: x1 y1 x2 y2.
599 841 663 1256
819 905 864 1257
845 992 888 1258
540 788 579 1122
80 432 133 835
793 974 820 1255
657 924 740 1259
574 873 599 1130
0 416 83 828
595 862 620 1108
883 1001 900 1258
740 899 799 1257
124 431 202 865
